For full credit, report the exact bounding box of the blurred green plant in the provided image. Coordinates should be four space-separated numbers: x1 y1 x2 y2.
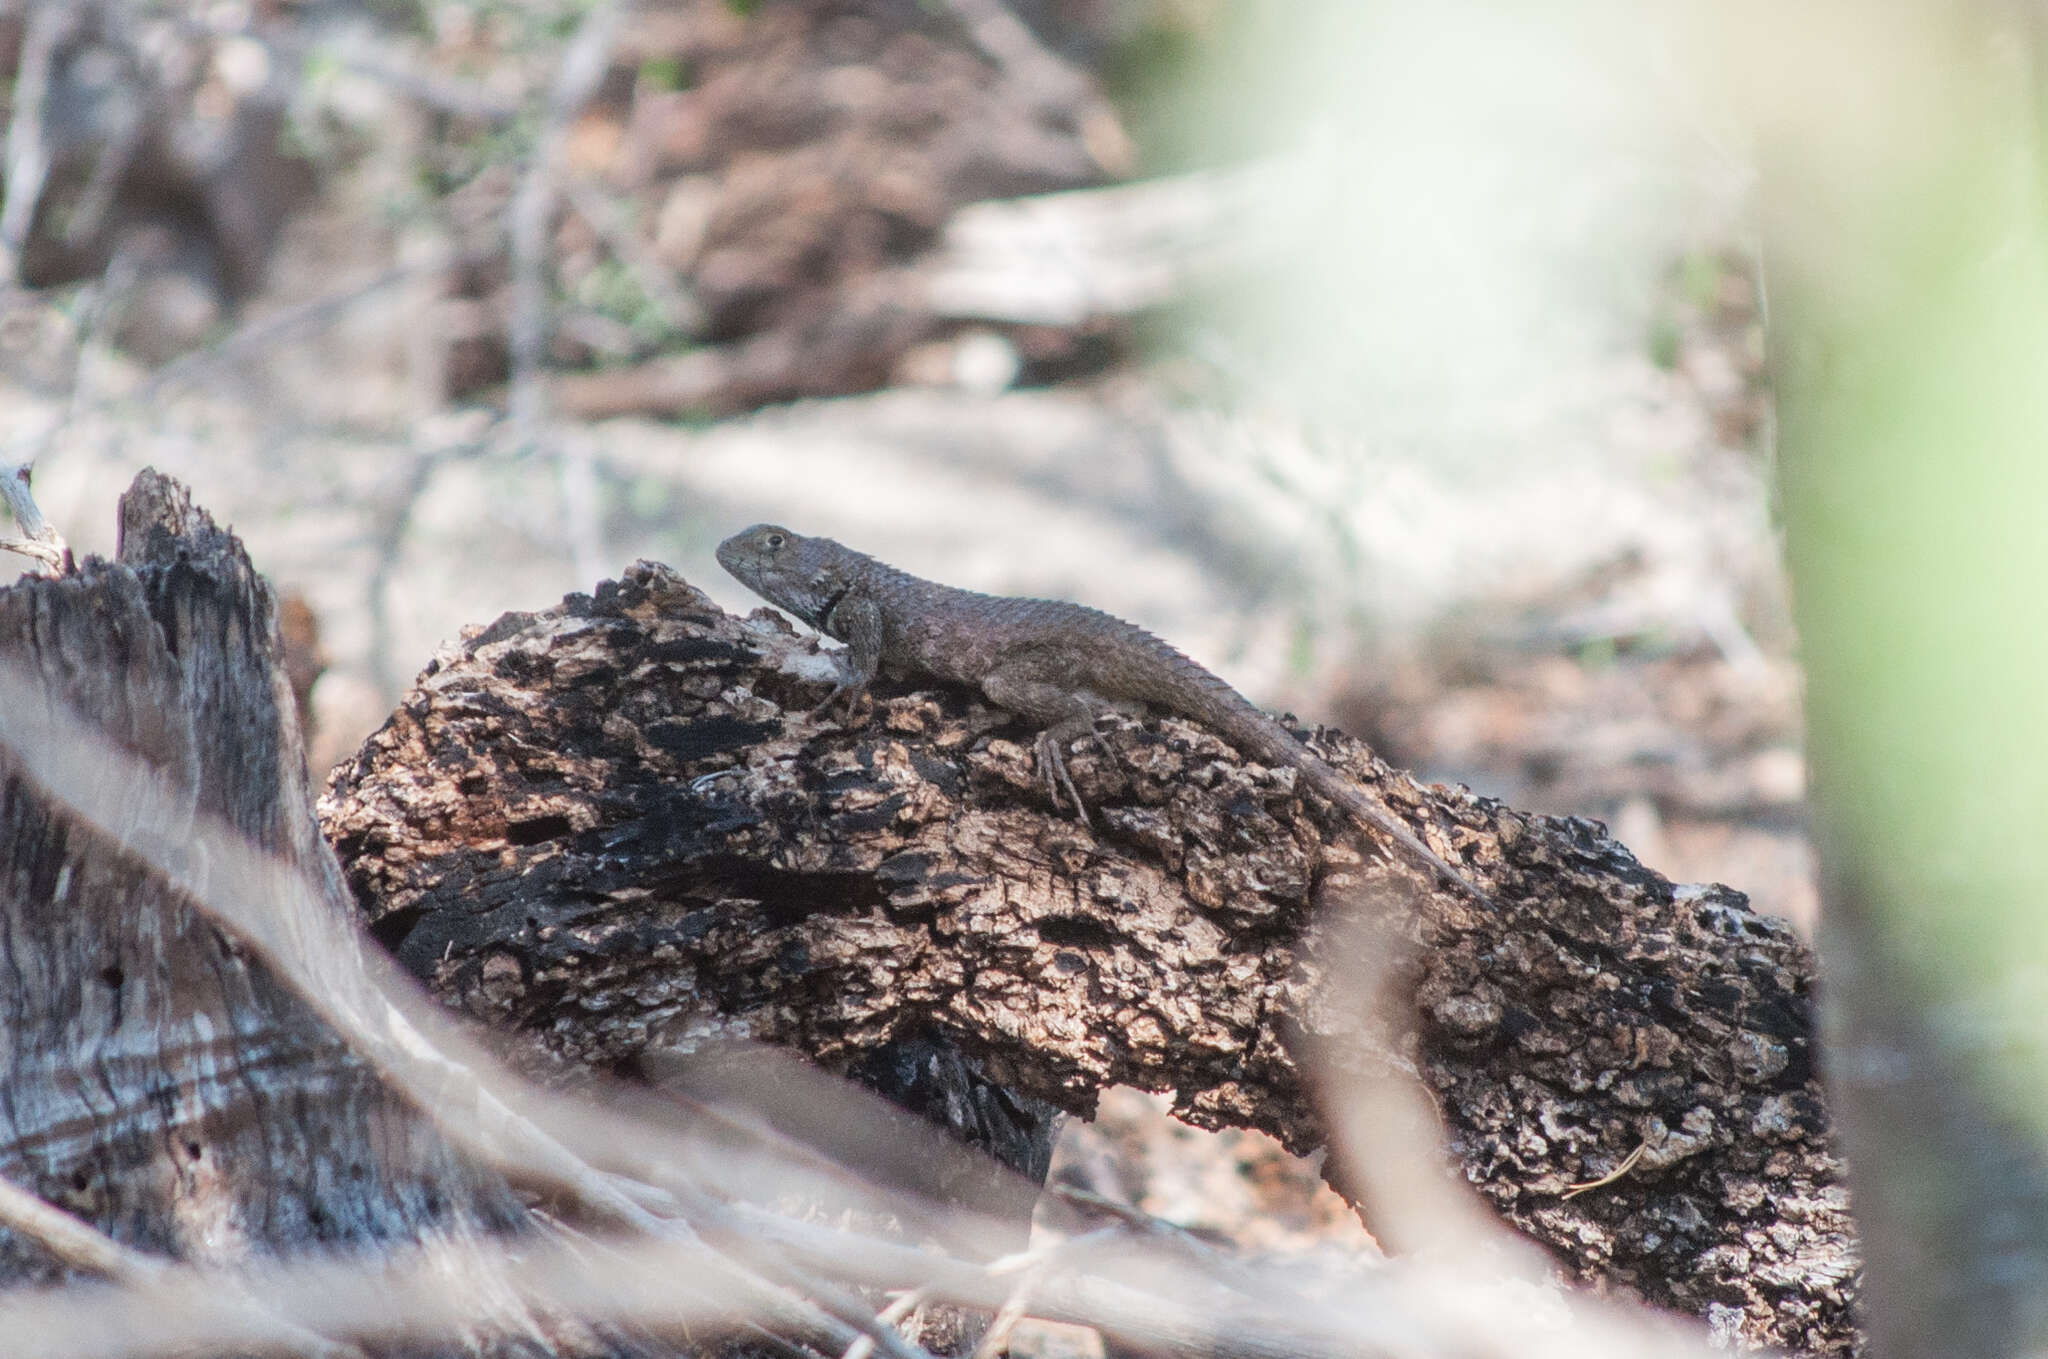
1646 315 1682 370
1744 0 2048 1350
636 56 691 93
1678 250 1724 311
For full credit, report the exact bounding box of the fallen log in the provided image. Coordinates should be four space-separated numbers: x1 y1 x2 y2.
322 559 1858 1355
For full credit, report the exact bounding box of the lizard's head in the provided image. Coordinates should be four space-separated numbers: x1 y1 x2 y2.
717 524 840 625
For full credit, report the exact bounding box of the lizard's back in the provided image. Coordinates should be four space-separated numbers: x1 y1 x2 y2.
861 559 1266 733
718 526 1312 743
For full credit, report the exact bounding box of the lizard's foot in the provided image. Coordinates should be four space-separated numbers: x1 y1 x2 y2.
809 681 870 725
1035 729 1094 830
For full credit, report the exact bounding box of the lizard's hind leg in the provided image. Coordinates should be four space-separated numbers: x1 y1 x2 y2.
983 666 1118 827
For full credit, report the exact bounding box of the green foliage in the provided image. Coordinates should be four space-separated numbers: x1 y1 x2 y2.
574 257 684 350
1099 2 1288 175
1646 316 1681 371
1770 3 2048 1146
626 476 674 520
637 56 692 93
1287 614 1318 681
1678 250 1724 310
1573 636 1616 670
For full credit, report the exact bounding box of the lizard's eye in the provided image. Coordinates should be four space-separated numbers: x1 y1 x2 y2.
764 532 785 550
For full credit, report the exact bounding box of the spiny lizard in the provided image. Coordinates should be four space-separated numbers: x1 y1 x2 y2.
717 524 1491 905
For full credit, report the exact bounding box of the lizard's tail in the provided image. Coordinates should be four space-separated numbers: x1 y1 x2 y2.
1301 749 1494 906
1131 653 1492 905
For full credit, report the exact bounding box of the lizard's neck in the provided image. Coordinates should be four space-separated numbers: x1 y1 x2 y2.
810 576 857 638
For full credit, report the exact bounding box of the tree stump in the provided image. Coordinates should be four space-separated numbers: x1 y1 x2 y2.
0 471 557 1353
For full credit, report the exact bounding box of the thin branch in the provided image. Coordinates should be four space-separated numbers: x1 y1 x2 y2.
970 1243 1077 1359
3 261 433 487
0 1174 148 1281
840 1288 930 1359
0 463 67 575
143 263 429 401
0 1226 729 1359
326 44 523 123
363 442 455 701
1044 1184 1251 1266
506 0 625 444
504 1 625 585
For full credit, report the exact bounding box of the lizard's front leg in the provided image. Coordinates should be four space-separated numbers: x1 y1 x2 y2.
815 592 884 722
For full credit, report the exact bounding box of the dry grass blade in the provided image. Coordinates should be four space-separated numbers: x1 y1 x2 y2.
841 1288 931 1359
0 1175 367 1359
0 1226 742 1359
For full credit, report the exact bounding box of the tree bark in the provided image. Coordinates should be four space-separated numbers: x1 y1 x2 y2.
0 471 595 1356
322 561 1859 1355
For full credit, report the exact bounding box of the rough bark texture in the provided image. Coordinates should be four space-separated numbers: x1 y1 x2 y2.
0 472 583 1355
322 562 1860 1356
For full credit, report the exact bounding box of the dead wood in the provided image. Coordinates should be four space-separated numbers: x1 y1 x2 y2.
0 470 664 1357
321 562 1859 1356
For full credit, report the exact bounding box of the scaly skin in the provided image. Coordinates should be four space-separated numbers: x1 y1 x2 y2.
717 524 1491 904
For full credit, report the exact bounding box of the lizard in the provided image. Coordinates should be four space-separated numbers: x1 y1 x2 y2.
716 523 1492 905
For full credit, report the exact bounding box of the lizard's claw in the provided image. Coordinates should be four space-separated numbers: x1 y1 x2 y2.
1036 730 1094 830
1089 725 1130 792
810 681 870 725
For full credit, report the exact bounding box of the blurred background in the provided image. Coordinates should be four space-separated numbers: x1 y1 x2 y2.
0 0 1799 1268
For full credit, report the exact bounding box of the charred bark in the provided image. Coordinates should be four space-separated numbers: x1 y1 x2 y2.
322 562 1859 1355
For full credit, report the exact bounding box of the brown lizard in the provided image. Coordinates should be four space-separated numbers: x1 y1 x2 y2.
717 524 1491 905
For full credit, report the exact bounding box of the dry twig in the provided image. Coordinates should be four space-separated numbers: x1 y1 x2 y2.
0 463 66 574
505 0 625 583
